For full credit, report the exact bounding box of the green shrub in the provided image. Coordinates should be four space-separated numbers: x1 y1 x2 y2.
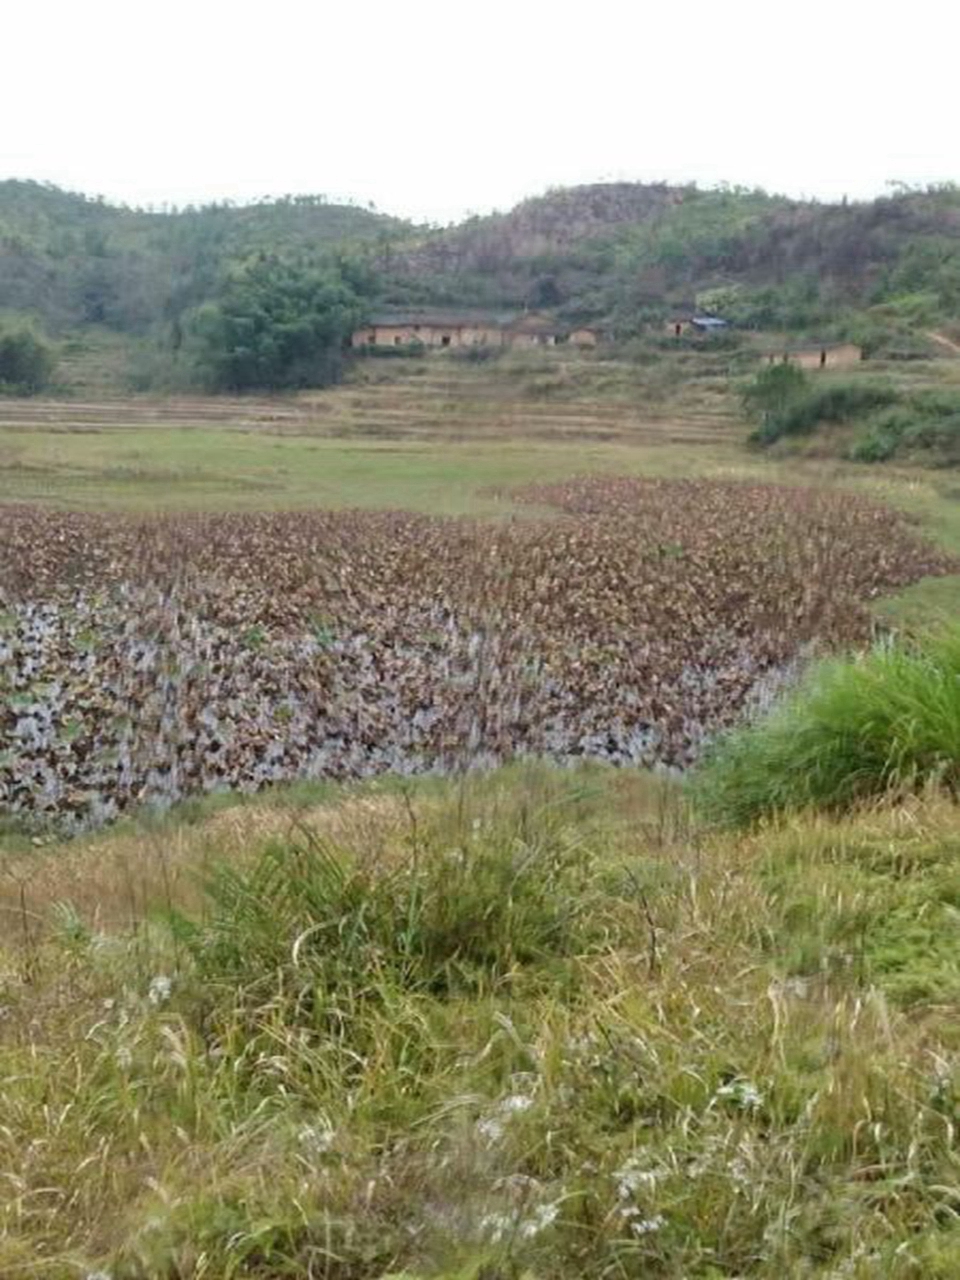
449 343 505 363
750 378 898 445
742 361 809 434
848 392 960 464
693 626 960 826
848 407 914 462
0 323 56 393
353 341 427 359
190 255 367 391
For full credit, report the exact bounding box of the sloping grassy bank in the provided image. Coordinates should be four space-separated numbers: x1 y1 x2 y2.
1 764 957 1278
694 626 960 827
744 363 960 466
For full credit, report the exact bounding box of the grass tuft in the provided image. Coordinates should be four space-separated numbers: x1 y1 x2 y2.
693 626 960 826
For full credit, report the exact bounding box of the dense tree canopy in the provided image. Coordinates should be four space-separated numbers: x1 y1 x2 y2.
190 256 368 391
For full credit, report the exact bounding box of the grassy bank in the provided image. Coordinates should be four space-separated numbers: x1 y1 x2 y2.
694 627 960 826
1 764 957 1277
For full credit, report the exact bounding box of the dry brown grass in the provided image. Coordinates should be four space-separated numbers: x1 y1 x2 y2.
1 791 416 935
0 768 956 1277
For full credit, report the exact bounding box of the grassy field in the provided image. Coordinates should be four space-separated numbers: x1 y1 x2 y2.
1 765 957 1278
0 350 742 513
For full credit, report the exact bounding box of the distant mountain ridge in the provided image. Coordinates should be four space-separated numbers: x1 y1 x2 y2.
1 178 957 345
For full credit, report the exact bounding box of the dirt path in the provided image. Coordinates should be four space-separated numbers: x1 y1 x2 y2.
926 330 960 356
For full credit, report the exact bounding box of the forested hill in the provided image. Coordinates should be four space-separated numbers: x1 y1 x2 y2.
0 180 409 332
383 182 960 334
0 178 957 391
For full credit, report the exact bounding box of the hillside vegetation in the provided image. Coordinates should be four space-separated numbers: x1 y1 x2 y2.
743 362 960 465
2 178 959 393
363 182 960 345
0 180 402 334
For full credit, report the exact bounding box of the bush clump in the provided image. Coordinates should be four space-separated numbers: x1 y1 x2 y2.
747 368 897 445
0 322 56 393
745 363 960 462
693 626 960 826
849 392 960 465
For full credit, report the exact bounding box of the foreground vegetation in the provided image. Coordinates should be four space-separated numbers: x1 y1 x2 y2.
695 626 960 826
0 330 957 1276
1 764 957 1277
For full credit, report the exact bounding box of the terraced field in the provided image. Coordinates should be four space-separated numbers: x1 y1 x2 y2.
2 355 740 436
0 353 747 512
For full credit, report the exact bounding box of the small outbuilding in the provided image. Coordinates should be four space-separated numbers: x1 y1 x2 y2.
665 313 728 337
569 327 599 347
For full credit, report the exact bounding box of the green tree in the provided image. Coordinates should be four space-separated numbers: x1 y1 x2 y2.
0 323 56 393
191 255 367 391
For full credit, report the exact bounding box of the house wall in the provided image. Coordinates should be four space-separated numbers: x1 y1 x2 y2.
351 323 585 350
458 326 505 346
766 343 863 370
375 325 421 346
351 325 509 348
507 332 557 347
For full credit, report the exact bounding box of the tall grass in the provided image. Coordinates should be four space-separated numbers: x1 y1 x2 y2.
174 810 600 1002
694 626 960 826
0 766 958 1276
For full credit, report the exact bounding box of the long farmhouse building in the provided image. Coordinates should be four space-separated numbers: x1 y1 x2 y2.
351 310 599 351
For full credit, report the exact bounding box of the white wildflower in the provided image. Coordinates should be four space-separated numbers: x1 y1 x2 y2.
631 1213 666 1236
148 974 173 1005
478 1211 513 1243
729 1156 751 1186
614 1157 661 1198
519 1201 560 1238
298 1123 336 1154
500 1093 534 1115
476 1116 505 1142
715 1078 763 1110
476 1091 535 1142
479 1201 560 1243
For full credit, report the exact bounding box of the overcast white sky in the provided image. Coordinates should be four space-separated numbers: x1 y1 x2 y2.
3 0 956 224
